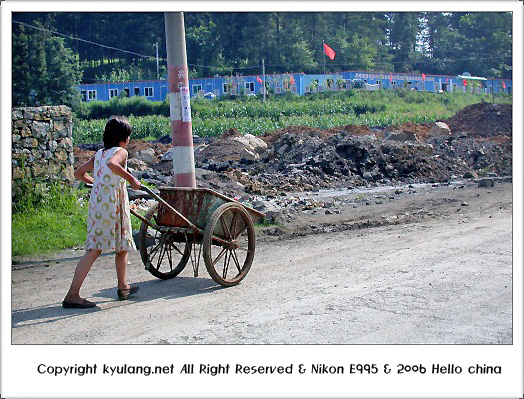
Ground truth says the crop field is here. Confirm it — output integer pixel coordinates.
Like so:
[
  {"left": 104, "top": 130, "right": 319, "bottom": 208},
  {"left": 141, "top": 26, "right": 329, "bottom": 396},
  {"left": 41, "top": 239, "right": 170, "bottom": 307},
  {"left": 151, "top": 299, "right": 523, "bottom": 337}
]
[{"left": 72, "top": 90, "right": 512, "bottom": 144}]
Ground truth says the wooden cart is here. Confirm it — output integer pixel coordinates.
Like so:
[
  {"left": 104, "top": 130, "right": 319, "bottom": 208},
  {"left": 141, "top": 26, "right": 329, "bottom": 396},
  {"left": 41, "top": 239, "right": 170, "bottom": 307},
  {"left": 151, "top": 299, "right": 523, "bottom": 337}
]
[{"left": 131, "top": 186, "right": 265, "bottom": 287}]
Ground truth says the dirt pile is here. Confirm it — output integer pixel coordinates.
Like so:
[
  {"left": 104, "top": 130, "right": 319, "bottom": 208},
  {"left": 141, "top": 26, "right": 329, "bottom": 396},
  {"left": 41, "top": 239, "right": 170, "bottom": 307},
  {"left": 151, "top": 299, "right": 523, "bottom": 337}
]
[
  {"left": 443, "top": 103, "right": 512, "bottom": 138},
  {"left": 72, "top": 102, "right": 512, "bottom": 197}
]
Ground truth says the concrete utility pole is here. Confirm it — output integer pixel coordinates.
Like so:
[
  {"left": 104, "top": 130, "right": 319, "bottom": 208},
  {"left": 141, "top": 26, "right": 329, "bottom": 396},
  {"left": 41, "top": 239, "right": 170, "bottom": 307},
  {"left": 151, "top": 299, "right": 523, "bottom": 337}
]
[
  {"left": 164, "top": 12, "right": 196, "bottom": 188},
  {"left": 262, "top": 58, "right": 266, "bottom": 102},
  {"left": 153, "top": 41, "right": 159, "bottom": 80}
]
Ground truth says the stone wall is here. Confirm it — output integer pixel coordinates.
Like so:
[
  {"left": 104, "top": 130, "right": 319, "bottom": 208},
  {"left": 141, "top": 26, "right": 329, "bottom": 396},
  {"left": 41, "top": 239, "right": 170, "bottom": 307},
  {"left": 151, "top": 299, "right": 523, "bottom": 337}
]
[{"left": 12, "top": 106, "right": 74, "bottom": 195}]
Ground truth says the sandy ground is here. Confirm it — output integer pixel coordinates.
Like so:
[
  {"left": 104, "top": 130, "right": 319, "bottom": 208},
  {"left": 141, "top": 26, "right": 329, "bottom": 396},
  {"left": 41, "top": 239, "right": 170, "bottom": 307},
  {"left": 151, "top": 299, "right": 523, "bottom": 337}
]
[{"left": 11, "top": 181, "right": 512, "bottom": 344}]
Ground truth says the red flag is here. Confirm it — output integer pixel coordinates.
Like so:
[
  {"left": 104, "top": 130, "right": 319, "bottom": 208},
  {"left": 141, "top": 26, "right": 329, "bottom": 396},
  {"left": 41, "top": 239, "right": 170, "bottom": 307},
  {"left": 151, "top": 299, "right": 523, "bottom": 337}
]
[
  {"left": 323, "top": 43, "right": 336, "bottom": 60},
  {"left": 389, "top": 74, "right": 393, "bottom": 82},
  {"left": 502, "top": 81, "right": 506, "bottom": 89},
  {"left": 290, "top": 75, "right": 295, "bottom": 85},
  {"left": 256, "top": 76, "right": 263, "bottom": 84},
  {"left": 463, "top": 79, "right": 467, "bottom": 87},
  {"left": 421, "top": 73, "right": 426, "bottom": 80}
]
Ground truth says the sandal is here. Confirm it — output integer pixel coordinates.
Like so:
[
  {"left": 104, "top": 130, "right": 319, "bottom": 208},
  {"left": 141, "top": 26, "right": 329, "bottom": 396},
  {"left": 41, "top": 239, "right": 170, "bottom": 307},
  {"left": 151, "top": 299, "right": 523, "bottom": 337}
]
[
  {"left": 62, "top": 299, "right": 96, "bottom": 309},
  {"left": 117, "top": 285, "right": 139, "bottom": 301}
]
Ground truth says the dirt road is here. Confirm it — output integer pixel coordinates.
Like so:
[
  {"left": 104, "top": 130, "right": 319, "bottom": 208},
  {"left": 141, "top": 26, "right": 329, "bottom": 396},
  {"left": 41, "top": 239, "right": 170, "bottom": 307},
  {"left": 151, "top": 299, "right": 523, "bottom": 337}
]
[{"left": 11, "top": 181, "right": 512, "bottom": 344}]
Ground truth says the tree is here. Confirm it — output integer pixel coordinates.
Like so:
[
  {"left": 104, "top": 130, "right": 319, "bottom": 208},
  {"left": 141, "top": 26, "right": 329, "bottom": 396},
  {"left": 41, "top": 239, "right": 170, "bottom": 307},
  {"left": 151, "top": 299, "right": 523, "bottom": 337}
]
[
  {"left": 12, "top": 21, "right": 82, "bottom": 107},
  {"left": 388, "top": 12, "right": 421, "bottom": 72},
  {"left": 12, "top": 26, "right": 32, "bottom": 105}
]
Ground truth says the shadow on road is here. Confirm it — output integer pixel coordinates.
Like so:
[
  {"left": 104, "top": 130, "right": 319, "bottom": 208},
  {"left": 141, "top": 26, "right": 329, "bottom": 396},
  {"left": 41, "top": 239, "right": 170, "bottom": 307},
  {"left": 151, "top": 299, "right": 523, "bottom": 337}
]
[{"left": 12, "top": 276, "right": 223, "bottom": 331}]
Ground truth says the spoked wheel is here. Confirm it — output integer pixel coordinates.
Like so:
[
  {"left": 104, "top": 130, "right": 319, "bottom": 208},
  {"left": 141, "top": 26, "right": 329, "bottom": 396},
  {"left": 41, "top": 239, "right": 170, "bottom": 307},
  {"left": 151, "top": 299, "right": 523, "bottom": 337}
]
[
  {"left": 138, "top": 204, "right": 191, "bottom": 280},
  {"left": 203, "top": 202, "right": 255, "bottom": 287}
]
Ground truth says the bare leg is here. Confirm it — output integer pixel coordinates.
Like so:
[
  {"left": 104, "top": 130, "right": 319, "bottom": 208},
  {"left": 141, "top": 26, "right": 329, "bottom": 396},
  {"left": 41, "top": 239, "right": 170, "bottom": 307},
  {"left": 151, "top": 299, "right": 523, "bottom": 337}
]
[
  {"left": 64, "top": 249, "right": 102, "bottom": 304},
  {"left": 115, "top": 251, "right": 130, "bottom": 290}
]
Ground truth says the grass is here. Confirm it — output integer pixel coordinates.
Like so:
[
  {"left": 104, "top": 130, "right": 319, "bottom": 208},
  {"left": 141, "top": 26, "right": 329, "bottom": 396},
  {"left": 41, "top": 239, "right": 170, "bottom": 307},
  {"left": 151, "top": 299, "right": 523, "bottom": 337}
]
[{"left": 12, "top": 183, "right": 89, "bottom": 257}]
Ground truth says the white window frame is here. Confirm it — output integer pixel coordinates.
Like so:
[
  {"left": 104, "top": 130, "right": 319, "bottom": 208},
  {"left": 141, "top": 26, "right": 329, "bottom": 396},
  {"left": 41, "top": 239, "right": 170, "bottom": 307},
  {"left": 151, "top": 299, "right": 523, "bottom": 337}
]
[
  {"left": 192, "top": 84, "right": 202, "bottom": 95},
  {"left": 144, "top": 87, "right": 154, "bottom": 97},
  {"left": 109, "top": 88, "right": 118, "bottom": 98},
  {"left": 245, "top": 82, "right": 254, "bottom": 93},
  {"left": 88, "top": 90, "right": 97, "bottom": 100}
]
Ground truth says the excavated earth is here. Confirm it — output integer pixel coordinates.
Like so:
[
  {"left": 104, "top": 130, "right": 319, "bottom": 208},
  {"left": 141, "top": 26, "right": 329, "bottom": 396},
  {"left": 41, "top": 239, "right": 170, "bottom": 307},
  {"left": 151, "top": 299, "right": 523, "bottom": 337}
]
[{"left": 74, "top": 103, "right": 512, "bottom": 200}]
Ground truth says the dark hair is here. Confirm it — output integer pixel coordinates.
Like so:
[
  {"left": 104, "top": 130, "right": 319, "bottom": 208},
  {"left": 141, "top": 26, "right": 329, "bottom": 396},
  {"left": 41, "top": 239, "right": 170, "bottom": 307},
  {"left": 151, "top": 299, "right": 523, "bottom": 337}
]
[{"left": 103, "top": 116, "right": 132, "bottom": 149}]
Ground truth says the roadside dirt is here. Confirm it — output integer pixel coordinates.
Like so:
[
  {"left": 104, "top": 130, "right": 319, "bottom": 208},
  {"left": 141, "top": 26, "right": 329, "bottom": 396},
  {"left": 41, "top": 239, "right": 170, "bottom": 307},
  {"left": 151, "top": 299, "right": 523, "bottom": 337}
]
[{"left": 11, "top": 180, "right": 512, "bottom": 344}]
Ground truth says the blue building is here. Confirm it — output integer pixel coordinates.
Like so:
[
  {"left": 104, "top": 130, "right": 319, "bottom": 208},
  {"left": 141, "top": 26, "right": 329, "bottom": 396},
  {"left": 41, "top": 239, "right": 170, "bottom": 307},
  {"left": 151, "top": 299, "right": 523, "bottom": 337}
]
[{"left": 76, "top": 71, "right": 512, "bottom": 102}]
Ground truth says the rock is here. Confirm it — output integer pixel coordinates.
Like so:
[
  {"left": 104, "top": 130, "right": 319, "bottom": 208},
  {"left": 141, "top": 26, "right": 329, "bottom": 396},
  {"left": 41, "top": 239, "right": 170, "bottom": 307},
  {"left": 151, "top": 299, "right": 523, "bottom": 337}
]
[
  {"left": 239, "top": 148, "right": 259, "bottom": 161},
  {"left": 232, "top": 133, "right": 267, "bottom": 153},
  {"left": 55, "top": 151, "right": 68, "bottom": 161},
  {"left": 362, "top": 171, "right": 374, "bottom": 181},
  {"left": 251, "top": 200, "right": 282, "bottom": 223},
  {"left": 132, "top": 148, "right": 156, "bottom": 164},
  {"left": 463, "top": 171, "right": 478, "bottom": 179},
  {"left": 128, "top": 158, "right": 149, "bottom": 171},
  {"left": 128, "top": 188, "right": 151, "bottom": 200},
  {"left": 478, "top": 178, "right": 495, "bottom": 188},
  {"left": 430, "top": 121, "right": 451, "bottom": 136},
  {"left": 161, "top": 148, "right": 175, "bottom": 161},
  {"left": 461, "top": 202, "right": 468, "bottom": 206},
  {"left": 384, "top": 131, "right": 418, "bottom": 142}
]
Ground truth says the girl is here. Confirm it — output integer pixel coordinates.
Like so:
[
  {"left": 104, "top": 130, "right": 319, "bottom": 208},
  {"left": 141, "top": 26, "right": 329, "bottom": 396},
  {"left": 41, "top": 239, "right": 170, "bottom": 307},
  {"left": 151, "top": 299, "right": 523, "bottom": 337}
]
[{"left": 63, "top": 116, "right": 141, "bottom": 308}]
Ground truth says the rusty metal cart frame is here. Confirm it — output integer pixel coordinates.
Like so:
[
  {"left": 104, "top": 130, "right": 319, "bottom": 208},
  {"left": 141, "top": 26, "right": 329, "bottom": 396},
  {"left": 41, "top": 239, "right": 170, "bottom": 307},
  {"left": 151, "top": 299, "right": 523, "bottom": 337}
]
[{"left": 130, "top": 186, "right": 265, "bottom": 287}]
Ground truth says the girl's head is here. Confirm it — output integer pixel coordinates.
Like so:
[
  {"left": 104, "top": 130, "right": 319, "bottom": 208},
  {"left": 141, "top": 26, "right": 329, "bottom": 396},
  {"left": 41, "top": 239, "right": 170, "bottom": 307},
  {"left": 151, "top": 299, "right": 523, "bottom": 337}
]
[{"left": 103, "top": 116, "right": 132, "bottom": 149}]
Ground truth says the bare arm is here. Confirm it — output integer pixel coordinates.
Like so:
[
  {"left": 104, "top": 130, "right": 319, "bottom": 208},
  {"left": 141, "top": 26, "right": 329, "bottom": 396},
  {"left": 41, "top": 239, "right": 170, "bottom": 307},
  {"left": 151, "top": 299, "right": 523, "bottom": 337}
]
[
  {"left": 106, "top": 148, "right": 141, "bottom": 190},
  {"left": 74, "top": 155, "right": 95, "bottom": 184}
]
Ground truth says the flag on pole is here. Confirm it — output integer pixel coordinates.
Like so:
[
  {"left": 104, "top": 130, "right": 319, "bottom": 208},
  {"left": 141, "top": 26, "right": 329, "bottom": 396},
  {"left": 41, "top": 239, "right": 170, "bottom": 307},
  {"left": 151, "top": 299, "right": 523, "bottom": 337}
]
[
  {"left": 389, "top": 74, "right": 393, "bottom": 82},
  {"left": 256, "top": 76, "right": 263, "bottom": 84},
  {"left": 463, "top": 79, "right": 467, "bottom": 87},
  {"left": 421, "top": 73, "right": 426, "bottom": 80},
  {"left": 502, "top": 81, "right": 506, "bottom": 89},
  {"left": 323, "top": 43, "right": 336, "bottom": 60}
]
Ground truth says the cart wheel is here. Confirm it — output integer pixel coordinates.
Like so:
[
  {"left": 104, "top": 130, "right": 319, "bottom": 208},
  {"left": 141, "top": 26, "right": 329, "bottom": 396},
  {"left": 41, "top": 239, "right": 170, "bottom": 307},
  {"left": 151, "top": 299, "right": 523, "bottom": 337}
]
[
  {"left": 138, "top": 204, "right": 191, "bottom": 280},
  {"left": 203, "top": 202, "right": 255, "bottom": 287}
]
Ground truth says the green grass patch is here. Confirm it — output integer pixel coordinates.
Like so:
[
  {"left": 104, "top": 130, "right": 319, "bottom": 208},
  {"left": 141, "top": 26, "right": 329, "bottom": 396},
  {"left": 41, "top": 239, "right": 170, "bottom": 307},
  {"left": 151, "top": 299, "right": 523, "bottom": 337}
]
[{"left": 12, "top": 183, "right": 89, "bottom": 257}]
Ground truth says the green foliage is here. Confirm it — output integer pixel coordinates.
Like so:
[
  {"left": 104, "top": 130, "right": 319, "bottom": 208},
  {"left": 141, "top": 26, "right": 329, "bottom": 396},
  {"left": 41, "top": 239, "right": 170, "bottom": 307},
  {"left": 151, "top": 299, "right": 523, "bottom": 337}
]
[
  {"left": 13, "top": 12, "right": 512, "bottom": 83},
  {"left": 72, "top": 90, "right": 511, "bottom": 144},
  {"left": 12, "top": 22, "right": 83, "bottom": 107},
  {"left": 73, "top": 114, "right": 170, "bottom": 144},
  {"left": 12, "top": 183, "right": 89, "bottom": 256},
  {"left": 72, "top": 95, "right": 170, "bottom": 119}
]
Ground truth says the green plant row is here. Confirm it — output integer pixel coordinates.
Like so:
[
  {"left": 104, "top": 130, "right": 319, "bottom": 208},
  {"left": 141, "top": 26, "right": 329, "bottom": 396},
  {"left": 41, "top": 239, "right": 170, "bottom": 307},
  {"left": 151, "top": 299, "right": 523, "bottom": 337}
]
[
  {"left": 72, "top": 90, "right": 512, "bottom": 144},
  {"left": 73, "top": 111, "right": 450, "bottom": 143}
]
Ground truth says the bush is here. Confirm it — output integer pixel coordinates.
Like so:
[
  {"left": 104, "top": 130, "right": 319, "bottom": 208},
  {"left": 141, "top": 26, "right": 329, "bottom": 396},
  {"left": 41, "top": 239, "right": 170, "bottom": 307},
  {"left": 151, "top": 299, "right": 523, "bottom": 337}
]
[{"left": 72, "top": 96, "right": 170, "bottom": 120}]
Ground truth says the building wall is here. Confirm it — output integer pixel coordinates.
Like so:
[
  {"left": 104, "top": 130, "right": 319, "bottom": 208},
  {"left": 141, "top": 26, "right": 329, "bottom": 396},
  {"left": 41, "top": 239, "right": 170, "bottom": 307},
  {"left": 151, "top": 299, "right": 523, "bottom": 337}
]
[
  {"left": 76, "top": 72, "right": 513, "bottom": 101},
  {"left": 12, "top": 106, "right": 75, "bottom": 197}
]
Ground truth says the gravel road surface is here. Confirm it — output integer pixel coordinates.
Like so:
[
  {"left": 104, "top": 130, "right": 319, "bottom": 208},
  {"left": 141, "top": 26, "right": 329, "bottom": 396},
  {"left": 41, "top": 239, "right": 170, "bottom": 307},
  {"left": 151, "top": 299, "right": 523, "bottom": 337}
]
[{"left": 11, "top": 181, "right": 512, "bottom": 344}]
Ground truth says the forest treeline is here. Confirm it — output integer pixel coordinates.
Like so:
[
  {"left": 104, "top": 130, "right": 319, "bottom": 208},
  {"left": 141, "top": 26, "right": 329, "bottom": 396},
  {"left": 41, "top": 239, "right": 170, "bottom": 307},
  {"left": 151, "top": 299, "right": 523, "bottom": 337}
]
[{"left": 12, "top": 12, "right": 512, "bottom": 107}]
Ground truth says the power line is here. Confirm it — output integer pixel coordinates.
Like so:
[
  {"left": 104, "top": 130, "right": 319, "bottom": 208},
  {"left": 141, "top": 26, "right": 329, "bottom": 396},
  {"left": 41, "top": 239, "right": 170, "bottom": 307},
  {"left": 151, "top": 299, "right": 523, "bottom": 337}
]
[{"left": 12, "top": 20, "right": 157, "bottom": 60}]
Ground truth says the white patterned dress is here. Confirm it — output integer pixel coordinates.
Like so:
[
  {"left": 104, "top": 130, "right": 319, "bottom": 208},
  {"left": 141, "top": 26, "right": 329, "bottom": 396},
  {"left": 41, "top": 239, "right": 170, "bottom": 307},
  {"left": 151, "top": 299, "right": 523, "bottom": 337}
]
[{"left": 85, "top": 147, "right": 136, "bottom": 252}]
